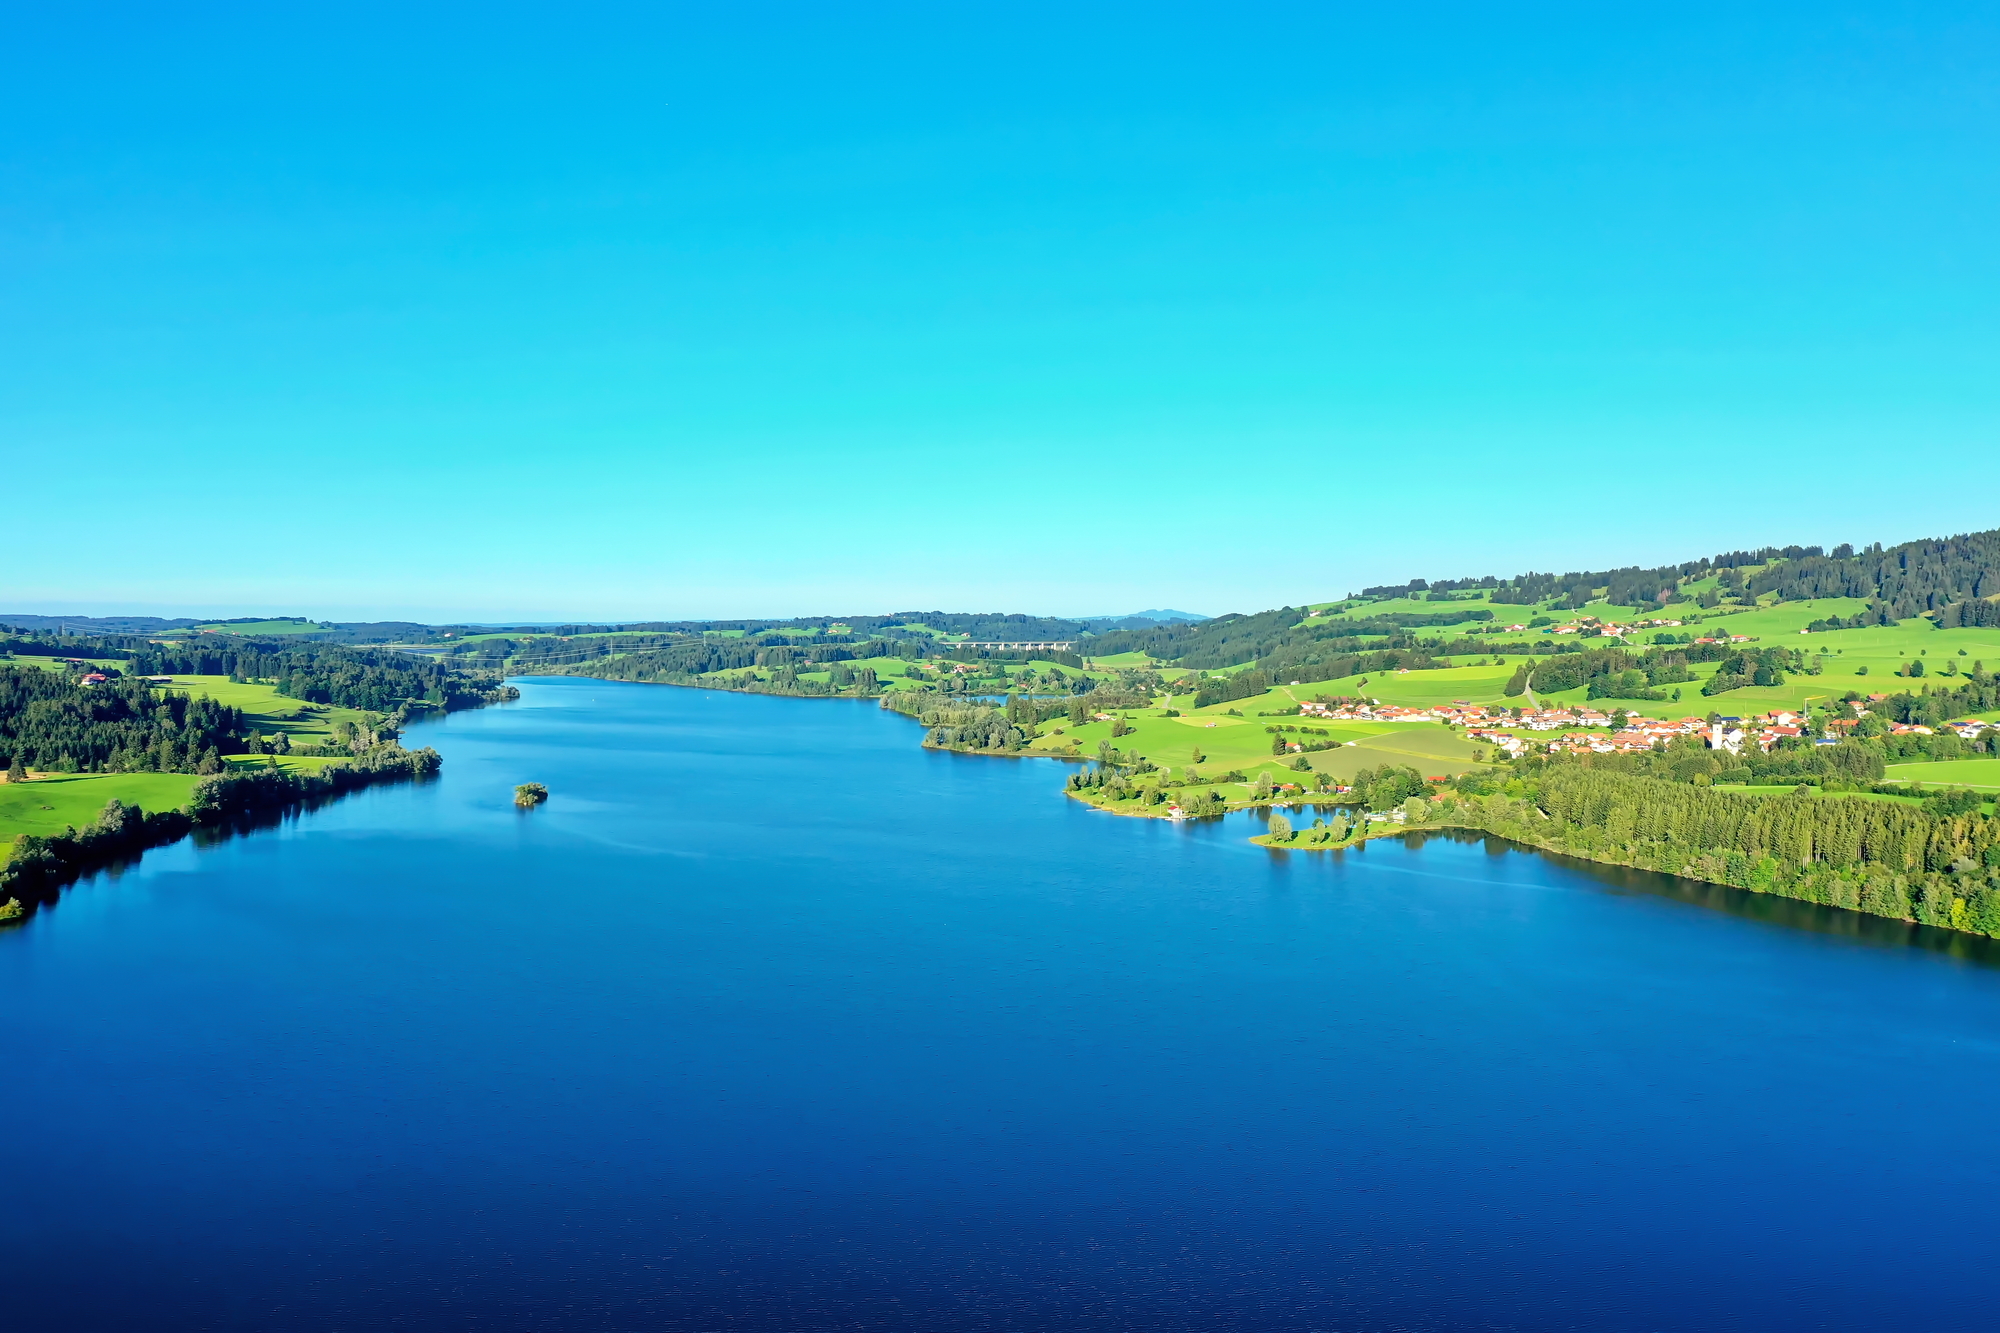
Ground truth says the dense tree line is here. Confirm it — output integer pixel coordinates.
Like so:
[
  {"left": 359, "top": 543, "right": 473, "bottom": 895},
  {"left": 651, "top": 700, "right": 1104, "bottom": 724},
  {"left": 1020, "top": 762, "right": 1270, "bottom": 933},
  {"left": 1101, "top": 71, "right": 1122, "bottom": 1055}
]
[
  {"left": 1842, "top": 671, "right": 2000, "bottom": 731},
  {"left": 1699, "top": 646, "right": 1808, "bottom": 694},
  {"left": 909, "top": 701, "right": 1033, "bottom": 752},
  {"left": 1506, "top": 647, "right": 1697, "bottom": 699},
  {"left": 0, "top": 667, "right": 248, "bottom": 773},
  {"left": 0, "top": 746, "right": 441, "bottom": 914},
  {"left": 1087, "top": 606, "right": 1486, "bottom": 679},
  {"left": 522, "top": 638, "right": 760, "bottom": 679},
  {"left": 126, "top": 640, "right": 506, "bottom": 712},
  {"left": 1321, "top": 528, "right": 2000, "bottom": 624},
  {"left": 1499, "top": 643, "right": 1826, "bottom": 700},
  {"left": 1440, "top": 763, "right": 2000, "bottom": 935},
  {"left": 1935, "top": 597, "right": 2000, "bottom": 629},
  {"left": 1745, "top": 531, "right": 2000, "bottom": 619},
  {"left": 1, "top": 632, "right": 144, "bottom": 658}
]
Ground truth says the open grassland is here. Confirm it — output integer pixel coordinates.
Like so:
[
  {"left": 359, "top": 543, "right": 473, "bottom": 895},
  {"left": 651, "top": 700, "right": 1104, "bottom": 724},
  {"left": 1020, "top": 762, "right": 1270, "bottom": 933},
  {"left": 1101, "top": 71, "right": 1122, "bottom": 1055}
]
[
  {"left": 163, "top": 677, "right": 377, "bottom": 774},
  {"left": 1032, "top": 703, "right": 1493, "bottom": 787},
  {"left": 6, "top": 653, "right": 127, "bottom": 673},
  {"left": 1884, "top": 759, "right": 2000, "bottom": 790},
  {"left": 0, "top": 772, "right": 203, "bottom": 853},
  {"left": 1298, "top": 585, "right": 2000, "bottom": 695},
  {"left": 159, "top": 675, "right": 375, "bottom": 744},
  {"left": 1226, "top": 664, "right": 1519, "bottom": 710},
  {"left": 1279, "top": 600, "right": 2000, "bottom": 722}
]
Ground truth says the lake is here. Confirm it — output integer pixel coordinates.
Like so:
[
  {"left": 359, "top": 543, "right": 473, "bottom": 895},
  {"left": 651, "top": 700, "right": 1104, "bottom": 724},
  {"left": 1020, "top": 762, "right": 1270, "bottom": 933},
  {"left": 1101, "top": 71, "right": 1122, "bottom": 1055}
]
[{"left": 5, "top": 676, "right": 2000, "bottom": 1330}]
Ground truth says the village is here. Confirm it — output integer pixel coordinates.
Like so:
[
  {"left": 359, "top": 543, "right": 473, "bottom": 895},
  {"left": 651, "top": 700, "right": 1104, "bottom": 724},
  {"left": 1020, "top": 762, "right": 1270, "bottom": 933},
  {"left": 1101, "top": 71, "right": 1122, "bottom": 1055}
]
[{"left": 1294, "top": 693, "right": 1975, "bottom": 759}]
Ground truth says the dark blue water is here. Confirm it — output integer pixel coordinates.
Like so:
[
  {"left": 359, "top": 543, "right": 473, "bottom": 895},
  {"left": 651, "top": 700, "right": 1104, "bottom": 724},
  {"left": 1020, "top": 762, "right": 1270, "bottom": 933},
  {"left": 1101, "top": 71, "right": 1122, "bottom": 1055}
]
[{"left": 6, "top": 678, "right": 2000, "bottom": 1331}]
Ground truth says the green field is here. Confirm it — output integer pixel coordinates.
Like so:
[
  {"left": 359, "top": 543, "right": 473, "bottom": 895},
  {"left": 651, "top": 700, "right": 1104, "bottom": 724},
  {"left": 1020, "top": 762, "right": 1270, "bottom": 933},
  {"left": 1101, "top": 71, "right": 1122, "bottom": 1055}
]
[
  {"left": 0, "top": 772, "right": 203, "bottom": 849},
  {"left": 1883, "top": 759, "right": 2000, "bottom": 790},
  {"left": 1280, "top": 584, "right": 2000, "bottom": 719},
  {"left": 5, "top": 653, "right": 128, "bottom": 673},
  {"left": 1033, "top": 702, "right": 1491, "bottom": 785},
  {"left": 158, "top": 675, "right": 374, "bottom": 751}
]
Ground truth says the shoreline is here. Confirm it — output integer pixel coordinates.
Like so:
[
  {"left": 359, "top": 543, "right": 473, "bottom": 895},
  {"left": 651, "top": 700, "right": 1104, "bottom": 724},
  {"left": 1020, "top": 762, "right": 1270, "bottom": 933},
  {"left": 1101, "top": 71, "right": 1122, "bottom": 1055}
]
[
  {"left": 519, "top": 673, "right": 2000, "bottom": 942},
  {"left": 0, "top": 752, "right": 443, "bottom": 920}
]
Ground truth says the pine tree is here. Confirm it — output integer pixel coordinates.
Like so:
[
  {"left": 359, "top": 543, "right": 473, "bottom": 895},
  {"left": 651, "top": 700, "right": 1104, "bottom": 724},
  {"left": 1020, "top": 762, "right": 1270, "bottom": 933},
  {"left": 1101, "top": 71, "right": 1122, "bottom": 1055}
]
[{"left": 6, "top": 753, "right": 25, "bottom": 784}]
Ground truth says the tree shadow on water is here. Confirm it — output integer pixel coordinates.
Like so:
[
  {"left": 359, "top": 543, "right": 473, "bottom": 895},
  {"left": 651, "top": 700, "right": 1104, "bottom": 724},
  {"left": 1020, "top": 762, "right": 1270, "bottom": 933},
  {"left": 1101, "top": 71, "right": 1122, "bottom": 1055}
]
[{"left": 1399, "top": 826, "right": 2000, "bottom": 967}]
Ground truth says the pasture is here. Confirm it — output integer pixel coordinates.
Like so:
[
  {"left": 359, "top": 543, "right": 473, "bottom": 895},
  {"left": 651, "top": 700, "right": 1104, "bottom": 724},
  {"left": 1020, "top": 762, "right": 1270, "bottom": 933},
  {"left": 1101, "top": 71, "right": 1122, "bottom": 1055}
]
[
  {"left": 158, "top": 675, "right": 379, "bottom": 747},
  {"left": 0, "top": 772, "right": 203, "bottom": 850},
  {"left": 1884, "top": 759, "right": 2000, "bottom": 791},
  {"left": 1033, "top": 702, "right": 1491, "bottom": 788}
]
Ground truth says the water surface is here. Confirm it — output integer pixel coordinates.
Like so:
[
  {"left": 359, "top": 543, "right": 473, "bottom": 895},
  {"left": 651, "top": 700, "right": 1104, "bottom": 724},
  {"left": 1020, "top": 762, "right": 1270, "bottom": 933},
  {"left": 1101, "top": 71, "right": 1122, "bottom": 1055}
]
[{"left": 5, "top": 678, "right": 2000, "bottom": 1330}]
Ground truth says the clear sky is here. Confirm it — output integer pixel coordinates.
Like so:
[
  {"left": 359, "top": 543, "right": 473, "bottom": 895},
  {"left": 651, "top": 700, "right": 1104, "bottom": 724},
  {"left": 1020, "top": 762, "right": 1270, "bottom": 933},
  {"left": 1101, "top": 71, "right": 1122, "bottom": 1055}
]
[{"left": 5, "top": 3, "right": 1997, "bottom": 622}]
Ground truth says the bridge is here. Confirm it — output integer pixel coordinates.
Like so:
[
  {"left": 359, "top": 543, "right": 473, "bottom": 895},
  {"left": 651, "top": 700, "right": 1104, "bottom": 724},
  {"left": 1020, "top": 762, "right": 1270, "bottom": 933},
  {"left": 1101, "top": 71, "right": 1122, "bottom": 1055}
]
[{"left": 946, "top": 640, "right": 1076, "bottom": 652}]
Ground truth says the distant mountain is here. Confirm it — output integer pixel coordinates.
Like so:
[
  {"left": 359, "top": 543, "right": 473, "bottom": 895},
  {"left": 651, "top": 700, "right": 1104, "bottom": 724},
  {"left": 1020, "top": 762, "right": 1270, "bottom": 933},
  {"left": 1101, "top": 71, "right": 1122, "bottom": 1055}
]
[
  {"left": 0, "top": 613, "right": 209, "bottom": 633},
  {"left": 0, "top": 613, "right": 449, "bottom": 644},
  {"left": 1074, "top": 610, "right": 1209, "bottom": 632}
]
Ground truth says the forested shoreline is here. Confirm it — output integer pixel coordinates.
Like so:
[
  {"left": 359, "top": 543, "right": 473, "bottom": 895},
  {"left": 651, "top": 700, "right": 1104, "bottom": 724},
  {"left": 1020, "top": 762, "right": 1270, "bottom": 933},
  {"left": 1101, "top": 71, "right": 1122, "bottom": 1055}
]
[
  {"left": 0, "top": 749, "right": 441, "bottom": 917},
  {"left": 1244, "top": 764, "right": 2000, "bottom": 937},
  {"left": 1220, "top": 734, "right": 2000, "bottom": 936},
  {"left": 0, "top": 633, "right": 513, "bottom": 918},
  {"left": 544, "top": 639, "right": 2000, "bottom": 939}
]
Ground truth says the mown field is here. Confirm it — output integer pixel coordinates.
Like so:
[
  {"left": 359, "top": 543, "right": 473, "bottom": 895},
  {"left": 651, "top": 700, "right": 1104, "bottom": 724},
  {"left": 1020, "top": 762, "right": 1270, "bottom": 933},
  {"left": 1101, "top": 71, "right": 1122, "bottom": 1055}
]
[
  {"left": 1884, "top": 758, "right": 2000, "bottom": 790},
  {"left": 157, "top": 675, "right": 373, "bottom": 769},
  {"left": 0, "top": 772, "right": 204, "bottom": 843},
  {"left": 1031, "top": 681, "right": 1494, "bottom": 800}
]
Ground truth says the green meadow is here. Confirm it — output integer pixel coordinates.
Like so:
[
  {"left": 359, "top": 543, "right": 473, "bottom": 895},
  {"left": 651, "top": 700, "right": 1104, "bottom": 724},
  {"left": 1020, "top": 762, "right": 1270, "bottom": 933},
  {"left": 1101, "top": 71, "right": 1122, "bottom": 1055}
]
[
  {"left": 1883, "top": 759, "right": 2000, "bottom": 790},
  {"left": 4, "top": 653, "right": 128, "bottom": 674},
  {"left": 1034, "top": 703, "right": 1491, "bottom": 789},
  {"left": 158, "top": 675, "right": 373, "bottom": 759},
  {"left": 0, "top": 772, "right": 204, "bottom": 848},
  {"left": 1179, "top": 582, "right": 2000, "bottom": 728}
]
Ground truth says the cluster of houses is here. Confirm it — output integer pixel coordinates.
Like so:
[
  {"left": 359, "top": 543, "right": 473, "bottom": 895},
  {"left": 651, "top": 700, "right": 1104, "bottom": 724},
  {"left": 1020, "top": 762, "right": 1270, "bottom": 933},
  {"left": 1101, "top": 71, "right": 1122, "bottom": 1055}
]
[
  {"left": 1537, "top": 616, "right": 1688, "bottom": 637},
  {"left": 1297, "top": 699, "right": 1444, "bottom": 723},
  {"left": 1487, "top": 615, "right": 1752, "bottom": 645},
  {"left": 1468, "top": 711, "right": 1804, "bottom": 756}
]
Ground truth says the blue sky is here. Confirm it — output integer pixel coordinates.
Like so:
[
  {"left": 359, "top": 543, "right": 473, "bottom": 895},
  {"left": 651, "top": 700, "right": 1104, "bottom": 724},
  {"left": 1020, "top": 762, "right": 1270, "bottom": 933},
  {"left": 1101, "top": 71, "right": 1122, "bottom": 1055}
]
[{"left": 5, "top": 2, "right": 1997, "bottom": 622}]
